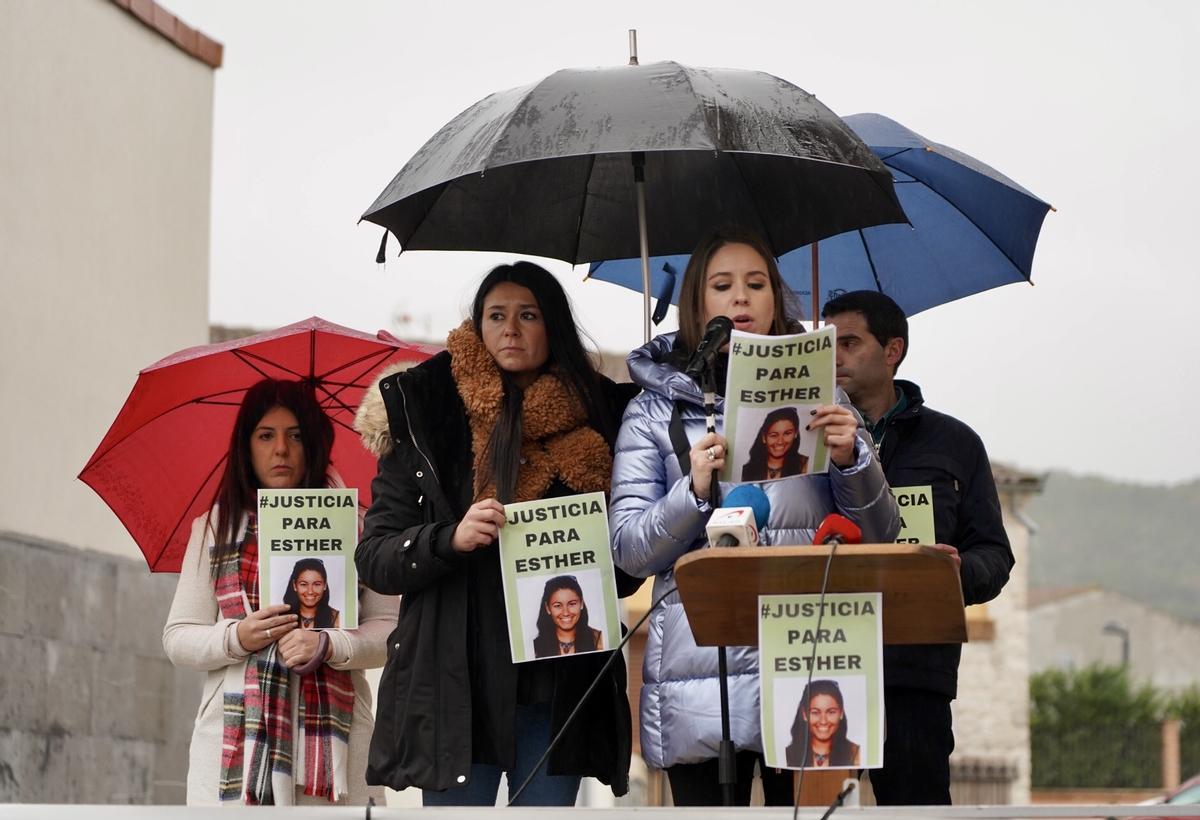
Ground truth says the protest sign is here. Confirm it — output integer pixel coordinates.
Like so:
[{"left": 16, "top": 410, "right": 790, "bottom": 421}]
[
  {"left": 497, "top": 491, "right": 620, "bottom": 663},
  {"left": 759, "top": 592, "right": 884, "bottom": 770},
  {"left": 722, "top": 326, "right": 837, "bottom": 482},
  {"left": 257, "top": 488, "right": 358, "bottom": 629},
  {"left": 890, "top": 485, "right": 935, "bottom": 544}
]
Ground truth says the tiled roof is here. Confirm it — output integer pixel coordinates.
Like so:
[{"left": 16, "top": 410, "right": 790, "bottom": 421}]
[
  {"left": 1027, "top": 585, "right": 1099, "bottom": 608},
  {"left": 992, "top": 462, "right": 1047, "bottom": 493},
  {"left": 111, "top": 0, "right": 223, "bottom": 68}
]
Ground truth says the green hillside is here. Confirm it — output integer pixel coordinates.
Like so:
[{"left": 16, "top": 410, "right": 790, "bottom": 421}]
[{"left": 1026, "top": 471, "right": 1200, "bottom": 622}]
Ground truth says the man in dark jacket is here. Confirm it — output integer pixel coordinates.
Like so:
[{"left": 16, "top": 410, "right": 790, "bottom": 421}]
[{"left": 822, "top": 291, "right": 1014, "bottom": 805}]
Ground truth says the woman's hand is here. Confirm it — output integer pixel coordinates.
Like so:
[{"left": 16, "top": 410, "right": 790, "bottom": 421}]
[
  {"left": 276, "top": 626, "right": 332, "bottom": 668},
  {"left": 236, "top": 603, "right": 298, "bottom": 653},
  {"left": 451, "top": 498, "right": 506, "bottom": 553},
  {"left": 807, "top": 405, "right": 859, "bottom": 468},
  {"left": 689, "top": 432, "right": 727, "bottom": 501}
]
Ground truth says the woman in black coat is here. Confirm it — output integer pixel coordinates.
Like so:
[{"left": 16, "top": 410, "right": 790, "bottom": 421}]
[{"left": 354, "top": 262, "right": 640, "bottom": 806}]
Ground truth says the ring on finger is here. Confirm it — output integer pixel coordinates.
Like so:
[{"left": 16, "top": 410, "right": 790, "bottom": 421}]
[{"left": 266, "top": 627, "right": 273, "bottom": 639}]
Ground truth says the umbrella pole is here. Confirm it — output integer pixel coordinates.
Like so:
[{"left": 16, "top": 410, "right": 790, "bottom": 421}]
[
  {"left": 633, "top": 152, "right": 652, "bottom": 343},
  {"left": 811, "top": 241, "right": 820, "bottom": 329}
]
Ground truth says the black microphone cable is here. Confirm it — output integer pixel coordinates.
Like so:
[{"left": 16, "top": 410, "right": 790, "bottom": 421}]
[
  {"left": 506, "top": 583, "right": 679, "bottom": 807},
  {"left": 792, "top": 535, "right": 843, "bottom": 820}
]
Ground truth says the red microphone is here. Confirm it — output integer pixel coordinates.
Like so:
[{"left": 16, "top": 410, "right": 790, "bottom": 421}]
[{"left": 813, "top": 514, "right": 862, "bottom": 546}]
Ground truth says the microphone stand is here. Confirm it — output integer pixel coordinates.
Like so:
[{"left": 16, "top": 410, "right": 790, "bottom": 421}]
[{"left": 700, "top": 365, "right": 736, "bottom": 807}]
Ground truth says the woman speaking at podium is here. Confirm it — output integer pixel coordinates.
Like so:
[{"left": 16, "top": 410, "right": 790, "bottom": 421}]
[{"left": 609, "top": 226, "right": 898, "bottom": 806}]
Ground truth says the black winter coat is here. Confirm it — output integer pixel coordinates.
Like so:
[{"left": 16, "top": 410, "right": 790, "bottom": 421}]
[
  {"left": 355, "top": 351, "right": 639, "bottom": 794},
  {"left": 879, "top": 380, "right": 1014, "bottom": 698}
]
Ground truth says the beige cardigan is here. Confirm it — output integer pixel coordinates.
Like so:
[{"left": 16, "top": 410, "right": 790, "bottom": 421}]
[{"left": 162, "top": 511, "right": 398, "bottom": 806}]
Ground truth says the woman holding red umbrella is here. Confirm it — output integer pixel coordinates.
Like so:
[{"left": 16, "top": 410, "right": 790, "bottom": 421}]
[{"left": 162, "top": 378, "right": 397, "bottom": 806}]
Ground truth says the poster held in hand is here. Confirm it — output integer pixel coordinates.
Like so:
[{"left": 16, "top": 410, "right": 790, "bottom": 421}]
[
  {"left": 257, "top": 488, "right": 359, "bottom": 629},
  {"left": 498, "top": 491, "right": 620, "bottom": 663},
  {"left": 759, "top": 592, "right": 884, "bottom": 770},
  {"left": 890, "top": 485, "right": 935, "bottom": 544},
  {"left": 722, "top": 325, "right": 837, "bottom": 482}
]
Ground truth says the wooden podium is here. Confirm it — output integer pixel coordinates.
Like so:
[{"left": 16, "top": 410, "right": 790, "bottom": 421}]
[{"left": 673, "top": 544, "right": 966, "bottom": 805}]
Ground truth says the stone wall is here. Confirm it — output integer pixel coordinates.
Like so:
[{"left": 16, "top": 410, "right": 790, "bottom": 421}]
[
  {"left": 949, "top": 483, "right": 1037, "bottom": 803},
  {"left": 0, "top": 532, "right": 201, "bottom": 803}
]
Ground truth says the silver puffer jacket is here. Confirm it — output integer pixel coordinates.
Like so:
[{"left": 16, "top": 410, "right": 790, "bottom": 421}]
[{"left": 609, "top": 333, "right": 899, "bottom": 769}]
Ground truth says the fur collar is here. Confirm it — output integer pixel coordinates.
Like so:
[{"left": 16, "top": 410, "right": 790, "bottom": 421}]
[
  {"left": 354, "top": 360, "right": 420, "bottom": 458},
  {"left": 446, "top": 320, "right": 611, "bottom": 503}
]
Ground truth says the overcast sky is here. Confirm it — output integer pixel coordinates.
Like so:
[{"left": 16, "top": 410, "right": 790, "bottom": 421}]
[{"left": 166, "top": 0, "right": 1200, "bottom": 485}]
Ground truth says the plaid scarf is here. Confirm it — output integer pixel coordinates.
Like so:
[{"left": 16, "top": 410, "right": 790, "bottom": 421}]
[{"left": 214, "top": 518, "right": 354, "bottom": 803}]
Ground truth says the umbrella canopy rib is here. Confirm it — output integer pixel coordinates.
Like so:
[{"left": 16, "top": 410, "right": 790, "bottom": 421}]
[
  {"left": 854, "top": 229, "right": 885, "bottom": 293},
  {"left": 569, "top": 153, "right": 599, "bottom": 266},
  {"left": 151, "top": 454, "right": 226, "bottom": 571},
  {"left": 728, "top": 153, "right": 776, "bottom": 252},
  {"left": 309, "top": 329, "right": 316, "bottom": 382},
  {"left": 229, "top": 349, "right": 278, "bottom": 381},
  {"left": 891, "top": 177, "right": 1033, "bottom": 282},
  {"left": 83, "top": 387, "right": 247, "bottom": 465}
]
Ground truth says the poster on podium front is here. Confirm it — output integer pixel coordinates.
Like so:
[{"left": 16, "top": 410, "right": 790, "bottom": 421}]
[{"left": 759, "top": 592, "right": 884, "bottom": 770}]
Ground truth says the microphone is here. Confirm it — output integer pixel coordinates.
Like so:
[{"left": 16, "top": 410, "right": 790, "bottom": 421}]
[
  {"left": 813, "top": 513, "right": 862, "bottom": 546},
  {"left": 706, "top": 485, "right": 771, "bottom": 547},
  {"left": 684, "top": 315, "right": 734, "bottom": 381}
]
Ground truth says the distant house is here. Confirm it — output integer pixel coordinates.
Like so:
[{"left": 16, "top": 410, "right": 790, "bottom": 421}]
[
  {"left": 1029, "top": 586, "right": 1200, "bottom": 692},
  {"left": 946, "top": 464, "right": 1044, "bottom": 805}
]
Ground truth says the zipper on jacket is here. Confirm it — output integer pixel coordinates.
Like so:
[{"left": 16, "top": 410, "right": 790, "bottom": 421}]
[
  {"left": 397, "top": 376, "right": 451, "bottom": 784},
  {"left": 398, "top": 380, "right": 440, "bottom": 484}
]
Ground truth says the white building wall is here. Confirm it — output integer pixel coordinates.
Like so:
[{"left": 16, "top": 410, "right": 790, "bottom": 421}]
[
  {"left": 952, "top": 488, "right": 1034, "bottom": 803},
  {"left": 0, "top": 0, "right": 213, "bottom": 560}
]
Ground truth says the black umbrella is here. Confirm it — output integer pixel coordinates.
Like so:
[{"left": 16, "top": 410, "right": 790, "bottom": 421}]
[{"left": 362, "top": 60, "right": 906, "bottom": 338}]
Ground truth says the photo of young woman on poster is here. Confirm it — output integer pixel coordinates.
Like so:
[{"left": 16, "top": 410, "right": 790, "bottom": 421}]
[
  {"left": 531, "top": 574, "right": 605, "bottom": 658},
  {"left": 784, "top": 679, "right": 861, "bottom": 768},
  {"left": 281, "top": 557, "right": 341, "bottom": 629},
  {"left": 740, "top": 407, "right": 808, "bottom": 481}
]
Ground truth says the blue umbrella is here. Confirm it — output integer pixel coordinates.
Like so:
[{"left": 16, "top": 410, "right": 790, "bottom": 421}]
[{"left": 586, "top": 113, "right": 1053, "bottom": 319}]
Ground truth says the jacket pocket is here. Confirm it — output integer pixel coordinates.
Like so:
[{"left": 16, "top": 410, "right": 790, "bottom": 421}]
[{"left": 195, "top": 671, "right": 224, "bottom": 723}]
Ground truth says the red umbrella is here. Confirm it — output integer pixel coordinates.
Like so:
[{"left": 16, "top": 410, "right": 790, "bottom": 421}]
[{"left": 80, "top": 317, "right": 439, "bottom": 572}]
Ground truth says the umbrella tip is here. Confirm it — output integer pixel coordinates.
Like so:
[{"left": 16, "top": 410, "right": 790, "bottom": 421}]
[
  {"left": 376, "top": 229, "right": 389, "bottom": 264},
  {"left": 628, "top": 29, "right": 638, "bottom": 66}
]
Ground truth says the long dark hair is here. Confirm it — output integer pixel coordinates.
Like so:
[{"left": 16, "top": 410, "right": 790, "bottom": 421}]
[
  {"left": 786, "top": 679, "right": 856, "bottom": 767},
  {"left": 532, "top": 575, "right": 597, "bottom": 657},
  {"left": 208, "top": 378, "right": 333, "bottom": 574},
  {"left": 677, "top": 225, "right": 792, "bottom": 353},
  {"left": 470, "top": 261, "right": 608, "bottom": 503},
  {"left": 281, "top": 557, "right": 337, "bottom": 628},
  {"left": 741, "top": 407, "right": 804, "bottom": 481}
]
